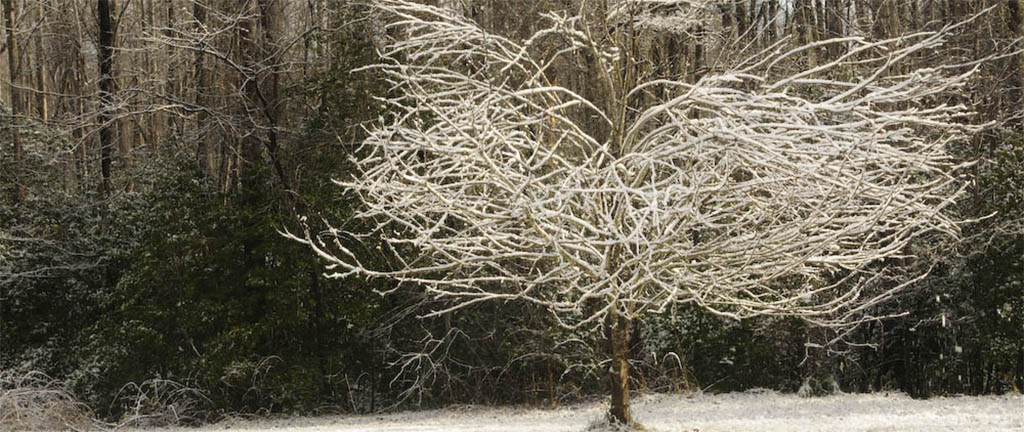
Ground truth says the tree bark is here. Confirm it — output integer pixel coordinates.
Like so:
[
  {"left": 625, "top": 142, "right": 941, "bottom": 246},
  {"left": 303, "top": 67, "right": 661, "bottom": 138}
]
[
  {"left": 795, "top": 0, "right": 817, "bottom": 67},
  {"left": 235, "top": 0, "right": 290, "bottom": 194},
  {"left": 191, "top": 0, "right": 213, "bottom": 176},
  {"left": 98, "top": 0, "right": 117, "bottom": 197},
  {"left": 825, "top": 0, "right": 845, "bottom": 57},
  {"left": 606, "top": 305, "right": 632, "bottom": 425},
  {"left": 237, "top": 0, "right": 262, "bottom": 193},
  {"left": 34, "top": 2, "right": 47, "bottom": 122},
  {"left": 164, "top": 0, "right": 177, "bottom": 145},
  {"left": 4, "top": 0, "right": 23, "bottom": 203},
  {"left": 74, "top": 2, "right": 90, "bottom": 184},
  {"left": 257, "top": 0, "right": 289, "bottom": 192},
  {"left": 1008, "top": 0, "right": 1024, "bottom": 134},
  {"left": 735, "top": 0, "right": 748, "bottom": 38},
  {"left": 691, "top": 24, "right": 705, "bottom": 83},
  {"left": 142, "top": 0, "right": 159, "bottom": 151},
  {"left": 766, "top": 0, "right": 778, "bottom": 42}
]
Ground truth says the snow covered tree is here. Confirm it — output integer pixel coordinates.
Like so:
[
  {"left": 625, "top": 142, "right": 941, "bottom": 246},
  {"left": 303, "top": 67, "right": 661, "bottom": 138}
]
[{"left": 292, "top": 0, "right": 983, "bottom": 424}]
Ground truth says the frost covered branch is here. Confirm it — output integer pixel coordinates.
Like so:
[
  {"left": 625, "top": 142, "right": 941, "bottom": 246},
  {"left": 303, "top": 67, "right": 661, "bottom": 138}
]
[
  {"left": 291, "top": 0, "right": 978, "bottom": 330},
  {"left": 285, "top": 0, "right": 987, "bottom": 423}
]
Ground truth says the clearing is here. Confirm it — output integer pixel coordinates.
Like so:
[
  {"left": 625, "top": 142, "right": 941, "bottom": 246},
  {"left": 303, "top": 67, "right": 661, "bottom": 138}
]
[{"left": 140, "top": 391, "right": 1023, "bottom": 432}]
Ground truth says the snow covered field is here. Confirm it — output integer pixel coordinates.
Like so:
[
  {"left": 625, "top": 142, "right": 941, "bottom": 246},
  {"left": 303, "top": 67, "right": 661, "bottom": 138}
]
[{"left": 141, "top": 391, "right": 1023, "bottom": 432}]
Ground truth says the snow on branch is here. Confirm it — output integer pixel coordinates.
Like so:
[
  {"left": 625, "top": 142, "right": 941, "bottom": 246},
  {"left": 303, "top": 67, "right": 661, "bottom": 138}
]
[
  {"left": 290, "top": 0, "right": 982, "bottom": 330},
  {"left": 607, "top": 0, "right": 720, "bottom": 34}
]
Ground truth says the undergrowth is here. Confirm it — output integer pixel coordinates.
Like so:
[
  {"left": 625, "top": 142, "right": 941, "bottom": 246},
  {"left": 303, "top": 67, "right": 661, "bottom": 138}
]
[{"left": 1, "top": 370, "right": 215, "bottom": 431}]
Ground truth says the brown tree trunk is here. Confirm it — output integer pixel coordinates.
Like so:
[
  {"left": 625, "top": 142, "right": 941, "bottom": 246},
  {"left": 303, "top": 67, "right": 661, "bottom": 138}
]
[
  {"left": 75, "top": 11, "right": 89, "bottom": 183},
  {"left": 98, "top": 0, "right": 116, "bottom": 197},
  {"left": 235, "top": 0, "right": 290, "bottom": 194},
  {"left": 825, "top": 0, "right": 845, "bottom": 57},
  {"left": 142, "top": 0, "right": 159, "bottom": 151},
  {"left": 766, "top": 0, "right": 778, "bottom": 42},
  {"left": 191, "top": 0, "right": 213, "bottom": 176},
  {"left": 606, "top": 305, "right": 632, "bottom": 425},
  {"left": 691, "top": 24, "right": 705, "bottom": 83},
  {"left": 795, "top": 0, "right": 817, "bottom": 67},
  {"left": 735, "top": 0, "right": 748, "bottom": 38},
  {"left": 257, "top": 0, "right": 288, "bottom": 191},
  {"left": 237, "top": 0, "right": 262, "bottom": 193},
  {"left": 162, "top": 0, "right": 176, "bottom": 147},
  {"left": 1009, "top": 0, "right": 1024, "bottom": 134},
  {"left": 34, "top": 2, "right": 47, "bottom": 122},
  {"left": 4, "top": 0, "right": 23, "bottom": 203}
]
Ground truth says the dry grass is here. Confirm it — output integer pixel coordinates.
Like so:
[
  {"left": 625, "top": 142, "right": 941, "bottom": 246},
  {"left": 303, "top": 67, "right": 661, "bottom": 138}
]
[
  {"left": 0, "top": 370, "right": 215, "bottom": 431},
  {"left": 113, "top": 378, "right": 212, "bottom": 429},
  {"left": 0, "top": 370, "right": 95, "bottom": 431}
]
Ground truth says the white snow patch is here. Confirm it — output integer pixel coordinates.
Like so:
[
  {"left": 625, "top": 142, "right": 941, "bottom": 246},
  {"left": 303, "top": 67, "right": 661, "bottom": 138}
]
[
  {"left": 132, "top": 392, "right": 1024, "bottom": 432},
  {"left": 633, "top": 391, "right": 1023, "bottom": 431}
]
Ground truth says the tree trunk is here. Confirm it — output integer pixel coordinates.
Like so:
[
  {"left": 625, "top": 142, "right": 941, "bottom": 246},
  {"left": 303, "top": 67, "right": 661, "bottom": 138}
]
[
  {"left": 234, "top": 0, "right": 290, "bottom": 194},
  {"left": 97, "top": 0, "right": 117, "bottom": 197},
  {"left": 191, "top": 0, "right": 213, "bottom": 176},
  {"left": 164, "top": 0, "right": 177, "bottom": 145},
  {"left": 257, "top": 0, "right": 289, "bottom": 192},
  {"left": 34, "top": 2, "right": 47, "bottom": 122},
  {"left": 766, "top": 0, "right": 778, "bottom": 42},
  {"left": 825, "top": 0, "right": 845, "bottom": 57},
  {"left": 237, "top": 0, "right": 262, "bottom": 194},
  {"left": 1008, "top": 0, "right": 1024, "bottom": 134},
  {"left": 70, "top": 1, "right": 89, "bottom": 183},
  {"left": 142, "top": 0, "right": 159, "bottom": 151},
  {"left": 4, "top": 0, "right": 23, "bottom": 203},
  {"left": 882, "top": 0, "right": 901, "bottom": 40},
  {"left": 691, "top": 24, "right": 705, "bottom": 83},
  {"left": 735, "top": 0, "right": 748, "bottom": 38},
  {"left": 795, "top": 0, "right": 817, "bottom": 67},
  {"left": 606, "top": 305, "right": 632, "bottom": 425}
]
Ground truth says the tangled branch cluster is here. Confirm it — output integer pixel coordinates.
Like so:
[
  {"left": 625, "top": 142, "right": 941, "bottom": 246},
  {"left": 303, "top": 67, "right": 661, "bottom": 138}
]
[{"left": 293, "top": 0, "right": 980, "bottom": 331}]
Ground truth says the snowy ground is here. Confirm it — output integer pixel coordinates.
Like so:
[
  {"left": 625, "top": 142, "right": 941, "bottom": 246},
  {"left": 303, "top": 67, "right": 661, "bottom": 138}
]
[{"left": 142, "top": 391, "right": 1023, "bottom": 432}]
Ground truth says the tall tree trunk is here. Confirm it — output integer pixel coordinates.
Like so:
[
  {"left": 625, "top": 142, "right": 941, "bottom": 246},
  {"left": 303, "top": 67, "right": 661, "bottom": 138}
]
[
  {"left": 142, "top": 0, "right": 159, "bottom": 151},
  {"left": 825, "top": 0, "right": 845, "bottom": 57},
  {"left": 1009, "top": 0, "right": 1024, "bottom": 134},
  {"left": 98, "top": 0, "right": 116, "bottom": 197},
  {"left": 162, "top": 0, "right": 176, "bottom": 147},
  {"left": 691, "top": 24, "right": 705, "bottom": 83},
  {"left": 795, "top": 0, "right": 817, "bottom": 67},
  {"left": 882, "top": 0, "right": 901, "bottom": 39},
  {"left": 34, "top": 2, "right": 47, "bottom": 122},
  {"left": 4, "top": 0, "right": 23, "bottom": 203},
  {"left": 76, "top": 37, "right": 89, "bottom": 182},
  {"left": 257, "top": 0, "right": 288, "bottom": 192},
  {"left": 606, "top": 304, "right": 632, "bottom": 425},
  {"left": 69, "top": 2, "right": 89, "bottom": 184},
  {"left": 191, "top": 0, "right": 213, "bottom": 176},
  {"left": 235, "top": 0, "right": 290, "bottom": 194},
  {"left": 735, "top": 0, "right": 748, "bottom": 38},
  {"left": 237, "top": 0, "right": 263, "bottom": 194},
  {"left": 115, "top": 2, "right": 132, "bottom": 192}
]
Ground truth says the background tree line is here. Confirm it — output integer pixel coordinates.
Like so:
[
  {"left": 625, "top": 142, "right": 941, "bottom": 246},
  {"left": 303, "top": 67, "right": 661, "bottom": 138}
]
[{"left": 1, "top": 0, "right": 1022, "bottom": 426}]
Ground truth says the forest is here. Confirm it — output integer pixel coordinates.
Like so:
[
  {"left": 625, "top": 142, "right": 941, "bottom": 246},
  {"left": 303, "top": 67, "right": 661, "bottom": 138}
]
[{"left": 1, "top": 0, "right": 1022, "bottom": 429}]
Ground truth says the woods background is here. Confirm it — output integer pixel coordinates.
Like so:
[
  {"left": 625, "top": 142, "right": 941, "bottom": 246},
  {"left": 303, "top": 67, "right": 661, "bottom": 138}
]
[{"left": 1, "top": 0, "right": 1022, "bottom": 426}]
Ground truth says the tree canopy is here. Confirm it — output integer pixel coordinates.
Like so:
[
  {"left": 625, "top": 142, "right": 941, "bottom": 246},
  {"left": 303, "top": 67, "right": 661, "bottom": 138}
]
[{"left": 293, "top": 0, "right": 991, "bottom": 424}]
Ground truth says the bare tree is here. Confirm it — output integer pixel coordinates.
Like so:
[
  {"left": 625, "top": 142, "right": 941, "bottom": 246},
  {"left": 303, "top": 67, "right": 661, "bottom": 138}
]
[
  {"left": 31, "top": 1, "right": 47, "bottom": 123},
  {"left": 3, "top": 0, "right": 22, "bottom": 203},
  {"left": 1009, "top": 0, "right": 1024, "bottom": 133},
  {"left": 290, "top": 0, "right": 985, "bottom": 425},
  {"left": 97, "top": 0, "right": 117, "bottom": 197}
]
